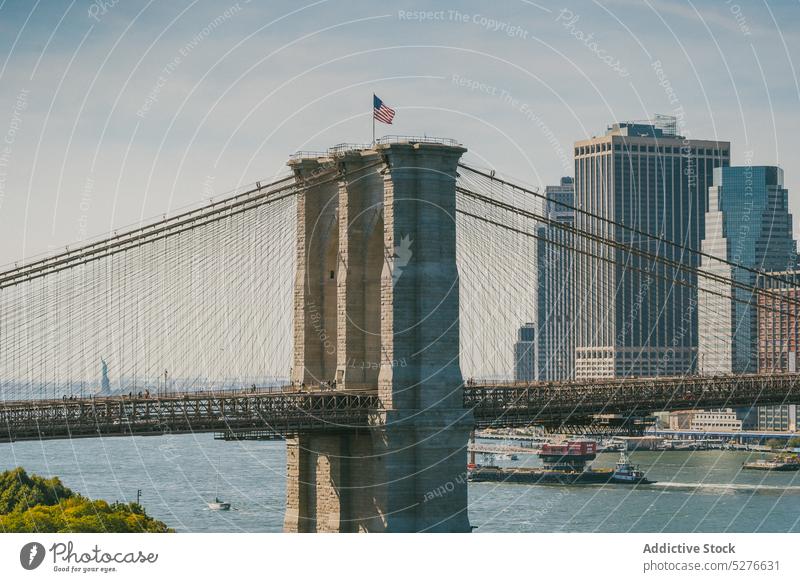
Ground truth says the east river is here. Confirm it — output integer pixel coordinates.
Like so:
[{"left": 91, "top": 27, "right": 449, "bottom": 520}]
[{"left": 2, "top": 434, "right": 799, "bottom": 532}]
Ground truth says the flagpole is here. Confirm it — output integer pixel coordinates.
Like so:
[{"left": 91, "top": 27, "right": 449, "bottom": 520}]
[{"left": 372, "top": 94, "right": 375, "bottom": 145}]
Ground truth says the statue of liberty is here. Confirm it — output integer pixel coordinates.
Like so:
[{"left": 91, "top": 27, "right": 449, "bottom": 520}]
[{"left": 100, "top": 358, "right": 111, "bottom": 394}]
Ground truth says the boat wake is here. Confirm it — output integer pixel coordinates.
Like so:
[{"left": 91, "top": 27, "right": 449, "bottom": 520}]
[{"left": 651, "top": 482, "right": 800, "bottom": 494}]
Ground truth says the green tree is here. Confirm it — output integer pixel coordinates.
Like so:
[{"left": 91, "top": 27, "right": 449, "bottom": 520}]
[
  {"left": 765, "top": 438, "right": 785, "bottom": 450},
  {"left": 0, "top": 467, "right": 73, "bottom": 513},
  {"left": 0, "top": 468, "right": 171, "bottom": 533}
]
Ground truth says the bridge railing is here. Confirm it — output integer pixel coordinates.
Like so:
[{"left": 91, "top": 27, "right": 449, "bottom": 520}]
[
  {"left": 288, "top": 150, "right": 329, "bottom": 161},
  {"left": 0, "top": 382, "right": 354, "bottom": 408},
  {"left": 290, "top": 137, "right": 464, "bottom": 162},
  {"left": 0, "top": 390, "right": 383, "bottom": 442},
  {"left": 376, "top": 135, "right": 462, "bottom": 147},
  {"left": 3, "top": 374, "right": 800, "bottom": 441},
  {"left": 327, "top": 143, "right": 373, "bottom": 155},
  {"left": 467, "top": 373, "right": 800, "bottom": 427}
]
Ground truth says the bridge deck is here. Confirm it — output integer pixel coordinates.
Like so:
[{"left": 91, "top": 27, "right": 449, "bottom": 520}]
[
  {"left": 0, "top": 389, "right": 380, "bottom": 443},
  {"left": 1, "top": 374, "right": 798, "bottom": 443}
]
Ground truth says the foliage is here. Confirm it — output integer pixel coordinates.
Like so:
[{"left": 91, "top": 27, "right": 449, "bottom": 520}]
[
  {"left": 0, "top": 468, "right": 171, "bottom": 533},
  {"left": 786, "top": 437, "right": 800, "bottom": 449},
  {"left": 0, "top": 467, "right": 74, "bottom": 514},
  {"left": 765, "top": 438, "right": 786, "bottom": 450}
]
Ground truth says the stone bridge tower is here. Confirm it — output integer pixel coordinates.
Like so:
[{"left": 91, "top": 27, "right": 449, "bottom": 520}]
[{"left": 284, "top": 140, "right": 472, "bottom": 532}]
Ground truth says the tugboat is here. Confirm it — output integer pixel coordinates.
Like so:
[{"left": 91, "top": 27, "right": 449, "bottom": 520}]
[
  {"left": 610, "top": 451, "right": 652, "bottom": 483},
  {"left": 467, "top": 440, "right": 655, "bottom": 485}
]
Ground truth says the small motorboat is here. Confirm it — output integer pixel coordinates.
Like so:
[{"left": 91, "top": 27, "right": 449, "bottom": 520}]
[
  {"left": 207, "top": 497, "right": 231, "bottom": 511},
  {"left": 208, "top": 456, "right": 231, "bottom": 510}
]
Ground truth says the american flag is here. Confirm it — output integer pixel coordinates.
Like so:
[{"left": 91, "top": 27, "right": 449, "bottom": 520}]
[{"left": 373, "top": 94, "right": 395, "bottom": 124}]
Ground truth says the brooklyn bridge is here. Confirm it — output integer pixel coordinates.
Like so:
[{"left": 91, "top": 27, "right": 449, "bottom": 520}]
[{"left": 1, "top": 137, "right": 798, "bottom": 532}]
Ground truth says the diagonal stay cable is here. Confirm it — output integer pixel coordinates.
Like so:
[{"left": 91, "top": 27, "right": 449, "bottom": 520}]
[
  {"left": 456, "top": 185, "right": 800, "bottom": 311},
  {"left": 456, "top": 208, "right": 800, "bottom": 320},
  {"left": 0, "top": 161, "right": 382, "bottom": 290},
  {"left": 459, "top": 163, "right": 799, "bottom": 289}
]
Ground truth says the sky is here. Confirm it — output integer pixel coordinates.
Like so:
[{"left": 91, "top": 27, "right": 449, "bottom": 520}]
[{"left": 0, "top": 0, "right": 799, "bottom": 266}]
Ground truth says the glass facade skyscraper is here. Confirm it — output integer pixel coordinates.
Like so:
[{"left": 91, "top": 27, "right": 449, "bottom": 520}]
[
  {"left": 537, "top": 177, "right": 575, "bottom": 381},
  {"left": 699, "top": 166, "right": 797, "bottom": 374},
  {"left": 513, "top": 322, "right": 536, "bottom": 382},
  {"left": 574, "top": 120, "right": 730, "bottom": 378}
]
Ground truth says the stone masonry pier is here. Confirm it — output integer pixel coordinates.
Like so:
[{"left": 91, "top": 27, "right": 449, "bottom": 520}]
[{"left": 284, "top": 140, "right": 472, "bottom": 532}]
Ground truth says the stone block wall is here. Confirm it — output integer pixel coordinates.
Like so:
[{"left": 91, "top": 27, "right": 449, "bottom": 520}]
[
  {"left": 289, "top": 158, "right": 339, "bottom": 386},
  {"left": 285, "top": 142, "right": 472, "bottom": 533}
]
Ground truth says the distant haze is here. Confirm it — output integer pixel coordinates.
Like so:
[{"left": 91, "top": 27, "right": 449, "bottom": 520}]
[{"left": 0, "top": 0, "right": 798, "bottom": 265}]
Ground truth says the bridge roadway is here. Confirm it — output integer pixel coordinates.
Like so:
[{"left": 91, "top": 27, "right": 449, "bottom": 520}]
[{"left": 1, "top": 373, "right": 798, "bottom": 443}]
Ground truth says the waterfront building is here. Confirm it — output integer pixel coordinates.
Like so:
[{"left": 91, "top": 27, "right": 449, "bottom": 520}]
[
  {"left": 574, "top": 117, "right": 730, "bottom": 378},
  {"left": 668, "top": 410, "right": 695, "bottom": 430},
  {"left": 699, "top": 166, "right": 797, "bottom": 375},
  {"left": 738, "top": 407, "right": 759, "bottom": 430},
  {"left": 514, "top": 323, "right": 537, "bottom": 382},
  {"left": 689, "top": 409, "right": 743, "bottom": 432},
  {"left": 757, "top": 406, "right": 797, "bottom": 432},
  {"left": 757, "top": 269, "right": 800, "bottom": 432},
  {"left": 537, "top": 177, "right": 575, "bottom": 381},
  {"left": 653, "top": 411, "right": 671, "bottom": 429},
  {"left": 666, "top": 409, "right": 753, "bottom": 431}
]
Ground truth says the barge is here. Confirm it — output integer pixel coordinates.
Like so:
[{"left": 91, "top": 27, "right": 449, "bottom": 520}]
[
  {"left": 468, "top": 440, "right": 655, "bottom": 485},
  {"left": 742, "top": 455, "right": 800, "bottom": 471}
]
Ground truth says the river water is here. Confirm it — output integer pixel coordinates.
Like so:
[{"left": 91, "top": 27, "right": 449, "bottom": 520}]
[{"left": 2, "top": 434, "right": 799, "bottom": 532}]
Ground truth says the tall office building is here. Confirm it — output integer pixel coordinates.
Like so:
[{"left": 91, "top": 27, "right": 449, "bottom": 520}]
[
  {"left": 699, "top": 166, "right": 797, "bottom": 374},
  {"left": 537, "top": 177, "right": 575, "bottom": 381},
  {"left": 758, "top": 270, "right": 800, "bottom": 372},
  {"left": 574, "top": 118, "right": 730, "bottom": 378},
  {"left": 513, "top": 323, "right": 537, "bottom": 382},
  {"left": 756, "top": 270, "right": 800, "bottom": 432}
]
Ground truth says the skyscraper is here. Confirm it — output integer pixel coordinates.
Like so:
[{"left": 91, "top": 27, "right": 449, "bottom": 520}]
[
  {"left": 514, "top": 323, "right": 536, "bottom": 382},
  {"left": 537, "top": 177, "right": 575, "bottom": 381},
  {"left": 756, "top": 270, "right": 800, "bottom": 432},
  {"left": 699, "top": 166, "right": 797, "bottom": 374},
  {"left": 574, "top": 118, "right": 730, "bottom": 378},
  {"left": 757, "top": 270, "right": 800, "bottom": 373}
]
